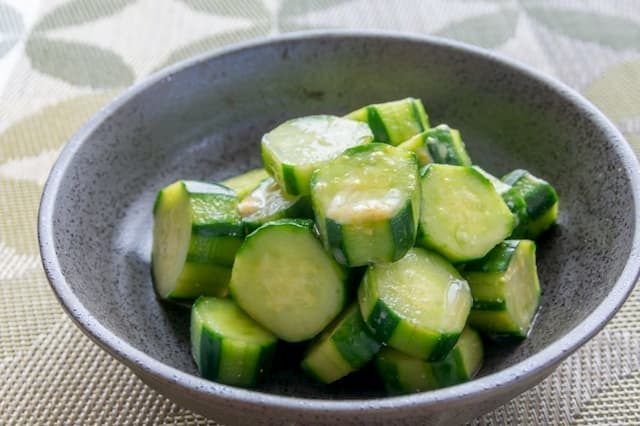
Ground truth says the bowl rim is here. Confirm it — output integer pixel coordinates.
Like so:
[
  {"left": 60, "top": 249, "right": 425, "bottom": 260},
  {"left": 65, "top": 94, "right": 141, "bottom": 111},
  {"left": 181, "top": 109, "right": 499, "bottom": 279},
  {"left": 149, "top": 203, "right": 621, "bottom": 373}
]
[{"left": 38, "top": 29, "right": 640, "bottom": 414}]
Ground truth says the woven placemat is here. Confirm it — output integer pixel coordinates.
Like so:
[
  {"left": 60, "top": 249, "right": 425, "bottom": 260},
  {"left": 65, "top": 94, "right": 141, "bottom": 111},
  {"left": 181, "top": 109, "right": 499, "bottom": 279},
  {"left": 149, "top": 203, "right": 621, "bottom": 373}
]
[{"left": 1, "top": 0, "right": 639, "bottom": 424}]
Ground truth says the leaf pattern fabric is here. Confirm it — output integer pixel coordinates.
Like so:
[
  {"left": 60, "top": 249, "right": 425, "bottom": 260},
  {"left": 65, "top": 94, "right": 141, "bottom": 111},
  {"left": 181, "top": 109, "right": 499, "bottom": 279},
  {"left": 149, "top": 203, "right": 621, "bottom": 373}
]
[{"left": 0, "top": 0, "right": 639, "bottom": 425}]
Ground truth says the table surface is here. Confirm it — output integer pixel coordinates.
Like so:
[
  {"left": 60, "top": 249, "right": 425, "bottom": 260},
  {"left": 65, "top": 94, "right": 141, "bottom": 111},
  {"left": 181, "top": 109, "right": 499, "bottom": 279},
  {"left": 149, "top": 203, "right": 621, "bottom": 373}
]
[{"left": 1, "top": 0, "right": 639, "bottom": 424}]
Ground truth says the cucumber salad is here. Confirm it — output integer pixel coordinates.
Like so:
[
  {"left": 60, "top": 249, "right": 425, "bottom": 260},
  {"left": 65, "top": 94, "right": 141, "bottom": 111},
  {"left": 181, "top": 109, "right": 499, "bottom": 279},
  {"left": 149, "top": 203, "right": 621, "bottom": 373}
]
[{"left": 151, "top": 98, "right": 559, "bottom": 394}]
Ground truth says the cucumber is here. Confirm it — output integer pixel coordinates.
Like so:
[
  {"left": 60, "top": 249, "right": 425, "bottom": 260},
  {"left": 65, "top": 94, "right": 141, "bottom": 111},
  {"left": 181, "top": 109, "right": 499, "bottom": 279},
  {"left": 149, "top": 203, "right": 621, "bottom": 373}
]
[
  {"left": 398, "top": 124, "right": 471, "bottom": 167},
  {"left": 376, "top": 327, "right": 483, "bottom": 394},
  {"left": 229, "top": 219, "right": 347, "bottom": 342},
  {"left": 417, "top": 164, "right": 515, "bottom": 263},
  {"left": 222, "top": 168, "right": 269, "bottom": 199},
  {"left": 345, "top": 97, "right": 429, "bottom": 145},
  {"left": 261, "top": 115, "right": 373, "bottom": 196},
  {"left": 191, "top": 297, "right": 277, "bottom": 387},
  {"left": 464, "top": 240, "right": 541, "bottom": 339},
  {"left": 237, "top": 177, "right": 310, "bottom": 233},
  {"left": 358, "top": 247, "right": 472, "bottom": 360},
  {"left": 151, "top": 180, "right": 244, "bottom": 300},
  {"left": 311, "top": 143, "right": 420, "bottom": 266},
  {"left": 301, "top": 304, "right": 381, "bottom": 384},
  {"left": 501, "top": 169, "right": 559, "bottom": 239}
]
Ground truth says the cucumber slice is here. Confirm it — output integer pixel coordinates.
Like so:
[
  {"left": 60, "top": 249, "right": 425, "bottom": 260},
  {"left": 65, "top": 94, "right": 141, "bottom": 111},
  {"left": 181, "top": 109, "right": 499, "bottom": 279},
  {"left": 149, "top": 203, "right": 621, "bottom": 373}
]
[
  {"left": 345, "top": 98, "right": 429, "bottom": 145},
  {"left": 464, "top": 240, "right": 541, "bottom": 339},
  {"left": 222, "top": 168, "right": 269, "bottom": 199},
  {"left": 501, "top": 169, "right": 559, "bottom": 239},
  {"left": 229, "top": 219, "right": 348, "bottom": 342},
  {"left": 376, "top": 327, "right": 483, "bottom": 394},
  {"left": 237, "top": 177, "right": 310, "bottom": 233},
  {"left": 301, "top": 304, "right": 381, "bottom": 384},
  {"left": 152, "top": 181, "right": 244, "bottom": 300},
  {"left": 261, "top": 115, "right": 373, "bottom": 196},
  {"left": 358, "top": 248, "right": 472, "bottom": 360},
  {"left": 191, "top": 297, "right": 277, "bottom": 387},
  {"left": 311, "top": 143, "right": 420, "bottom": 266},
  {"left": 417, "top": 164, "right": 515, "bottom": 263},
  {"left": 398, "top": 124, "right": 471, "bottom": 167}
]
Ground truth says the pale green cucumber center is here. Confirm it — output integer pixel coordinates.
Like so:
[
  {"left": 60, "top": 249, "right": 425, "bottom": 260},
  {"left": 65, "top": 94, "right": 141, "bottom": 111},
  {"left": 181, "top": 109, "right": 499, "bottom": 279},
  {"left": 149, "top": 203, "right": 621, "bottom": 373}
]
[
  {"left": 455, "top": 327, "right": 483, "bottom": 378},
  {"left": 231, "top": 227, "right": 344, "bottom": 341},
  {"left": 421, "top": 166, "right": 512, "bottom": 259},
  {"left": 375, "top": 99, "right": 423, "bottom": 143},
  {"left": 222, "top": 168, "right": 269, "bottom": 199},
  {"left": 376, "top": 248, "right": 471, "bottom": 333},
  {"left": 313, "top": 145, "right": 417, "bottom": 224},
  {"left": 152, "top": 182, "right": 192, "bottom": 299},
  {"left": 262, "top": 115, "right": 372, "bottom": 167},
  {"left": 505, "top": 243, "right": 540, "bottom": 334},
  {"left": 194, "top": 298, "right": 275, "bottom": 345}
]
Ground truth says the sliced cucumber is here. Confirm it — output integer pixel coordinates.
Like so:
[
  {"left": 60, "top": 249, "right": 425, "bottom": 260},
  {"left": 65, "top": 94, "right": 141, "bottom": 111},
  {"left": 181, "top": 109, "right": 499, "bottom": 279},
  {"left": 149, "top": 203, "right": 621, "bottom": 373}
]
[
  {"left": 237, "top": 177, "right": 310, "bottom": 233},
  {"left": 358, "top": 248, "right": 472, "bottom": 360},
  {"left": 464, "top": 240, "right": 541, "bottom": 339},
  {"left": 345, "top": 97, "right": 429, "bottom": 145},
  {"left": 229, "top": 219, "right": 347, "bottom": 342},
  {"left": 152, "top": 181, "right": 244, "bottom": 300},
  {"left": 301, "top": 304, "right": 381, "bottom": 384},
  {"left": 311, "top": 143, "right": 420, "bottom": 266},
  {"left": 501, "top": 169, "right": 559, "bottom": 239},
  {"left": 399, "top": 125, "right": 471, "bottom": 167},
  {"left": 417, "top": 164, "right": 514, "bottom": 263},
  {"left": 261, "top": 115, "right": 373, "bottom": 196},
  {"left": 222, "top": 168, "right": 269, "bottom": 199},
  {"left": 191, "top": 297, "right": 277, "bottom": 387},
  {"left": 376, "top": 326, "right": 483, "bottom": 394}
]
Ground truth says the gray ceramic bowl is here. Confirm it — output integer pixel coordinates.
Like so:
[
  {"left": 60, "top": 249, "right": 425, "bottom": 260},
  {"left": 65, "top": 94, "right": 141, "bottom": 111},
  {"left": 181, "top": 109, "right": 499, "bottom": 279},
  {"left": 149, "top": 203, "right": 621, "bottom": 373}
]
[{"left": 39, "top": 31, "right": 640, "bottom": 425}]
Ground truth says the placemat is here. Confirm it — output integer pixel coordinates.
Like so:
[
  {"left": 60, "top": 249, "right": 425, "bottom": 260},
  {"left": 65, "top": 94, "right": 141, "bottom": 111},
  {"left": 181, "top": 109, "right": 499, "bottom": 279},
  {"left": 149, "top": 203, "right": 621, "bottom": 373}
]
[{"left": 1, "top": 0, "right": 639, "bottom": 424}]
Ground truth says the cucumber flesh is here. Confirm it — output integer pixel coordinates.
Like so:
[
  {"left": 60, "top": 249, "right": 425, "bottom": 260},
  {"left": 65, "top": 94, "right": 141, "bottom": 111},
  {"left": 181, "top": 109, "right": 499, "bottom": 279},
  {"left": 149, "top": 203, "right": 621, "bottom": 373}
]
[
  {"left": 238, "top": 177, "right": 310, "bottom": 233},
  {"left": 229, "top": 219, "right": 347, "bottom": 342},
  {"left": 301, "top": 304, "right": 381, "bottom": 384},
  {"left": 464, "top": 240, "right": 541, "bottom": 339},
  {"left": 222, "top": 168, "right": 269, "bottom": 199},
  {"left": 417, "top": 164, "right": 515, "bottom": 263},
  {"left": 501, "top": 169, "right": 559, "bottom": 239},
  {"left": 311, "top": 143, "right": 420, "bottom": 266},
  {"left": 345, "top": 98, "right": 429, "bottom": 145},
  {"left": 359, "top": 247, "right": 472, "bottom": 360},
  {"left": 191, "top": 297, "right": 277, "bottom": 387},
  {"left": 152, "top": 181, "right": 243, "bottom": 300},
  {"left": 376, "top": 326, "right": 483, "bottom": 394},
  {"left": 261, "top": 115, "right": 373, "bottom": 196}
]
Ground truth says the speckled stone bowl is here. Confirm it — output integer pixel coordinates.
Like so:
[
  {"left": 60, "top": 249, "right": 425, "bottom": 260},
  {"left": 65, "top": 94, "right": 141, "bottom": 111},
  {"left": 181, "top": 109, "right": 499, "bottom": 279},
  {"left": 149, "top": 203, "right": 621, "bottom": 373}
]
[{"left": 39, "top": 32, "right": 640, "bottom": 425}]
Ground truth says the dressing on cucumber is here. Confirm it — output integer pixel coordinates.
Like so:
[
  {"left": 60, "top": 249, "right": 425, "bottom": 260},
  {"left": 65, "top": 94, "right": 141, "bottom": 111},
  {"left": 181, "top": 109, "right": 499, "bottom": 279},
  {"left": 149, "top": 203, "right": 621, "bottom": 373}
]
[
  {"left": 238, "top": 177, "right": 310, "bottom": 233},
  {"left": 261, "top": 115, "right": 373, "bottom": 196},
  {"left": 376, "top": 327, "right": 483, "bottom": 394},
  {"left": 464, "top": 239, "right": 540, "bottom": 339},
  {"left": 345, "top": 97, "right": 429, "bottom": 145},
  {"left": 311, "top": 143, "right": 420, "bottom": 266},
  {"left": 152, "top": 180, "right": 244, "bottom": 300},
  {"left": 302, "top": 304, "right": 381, "bottom": 384},
  {"left": 417, "top": 164, "right": 514, "bottom": 263},
  {"left": 359, "top": 247, "right": 472, "bottom": 360},
  {"left": 191, "top": 297, "right": 277, "bottom": 387},
  {"left": 229, "top": 219, "right": 347, "bottom": 342}
]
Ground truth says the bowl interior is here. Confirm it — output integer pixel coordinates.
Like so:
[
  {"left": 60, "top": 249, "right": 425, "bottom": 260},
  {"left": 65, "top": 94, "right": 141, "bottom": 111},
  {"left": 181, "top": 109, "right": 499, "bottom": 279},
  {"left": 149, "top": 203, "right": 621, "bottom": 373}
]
[{"left": 47, "top": 35, "right": 635, "bottom": 399}]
